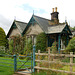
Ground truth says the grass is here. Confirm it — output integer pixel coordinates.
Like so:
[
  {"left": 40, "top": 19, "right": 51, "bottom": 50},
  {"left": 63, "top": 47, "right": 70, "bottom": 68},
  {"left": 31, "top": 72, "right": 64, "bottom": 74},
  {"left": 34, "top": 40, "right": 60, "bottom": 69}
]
[
  {"left": 61, "top": 65, "right": 75, "bottom": 72},
  {"left": 0, "top": 67, "right": 14, "bottom": 75},
  {"left": 0, "top": 56, "right": 31, "bottom": 75},
  {"left": 32, "top": 70, "right": 69, "bottom": 75},
  {"left": 0, "top": 55, "right": 75, "bottom": 75},
  {"left": 32, "top": 71, "right": 47, "bottom": 75},
  {"left": 34, "top": 57, "right": 75, "bottom": 75},
  {"left": 61, "top": 57, "right": 75, "bottom": 63},
  {"left": 0, "top": 57, "right": 14, "bottom": 75}
]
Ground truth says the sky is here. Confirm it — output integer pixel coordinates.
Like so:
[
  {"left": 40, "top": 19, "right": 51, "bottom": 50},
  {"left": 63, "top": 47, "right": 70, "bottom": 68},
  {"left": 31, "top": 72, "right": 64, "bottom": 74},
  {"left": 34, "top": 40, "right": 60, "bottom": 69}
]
[{"left": 0, "top": 0, "right": 75, "bottom": 34}]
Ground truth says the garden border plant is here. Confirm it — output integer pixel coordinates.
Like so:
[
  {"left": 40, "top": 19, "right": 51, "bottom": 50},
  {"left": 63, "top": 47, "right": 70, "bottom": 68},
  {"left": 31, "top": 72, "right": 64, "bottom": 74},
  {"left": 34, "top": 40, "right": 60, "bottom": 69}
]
[
  {"left": 36, "top": 32, "right": 47, "bottom": 52},
  {"left": 65, "top": 37, "right": 75, "bottom": 53}
]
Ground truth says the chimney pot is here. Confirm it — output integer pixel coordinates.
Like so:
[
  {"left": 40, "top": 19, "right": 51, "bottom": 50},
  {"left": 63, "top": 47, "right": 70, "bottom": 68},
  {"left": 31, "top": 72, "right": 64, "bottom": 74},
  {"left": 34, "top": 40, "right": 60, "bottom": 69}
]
[
  {"left": 51, "top": 7, "right": 59, "bottom": 23},
  {"left": 52, "top": 8, "right": 54, "bottom": 13},
  {"left": 55, "top": 7, "right": 57, "bottom": 12}
]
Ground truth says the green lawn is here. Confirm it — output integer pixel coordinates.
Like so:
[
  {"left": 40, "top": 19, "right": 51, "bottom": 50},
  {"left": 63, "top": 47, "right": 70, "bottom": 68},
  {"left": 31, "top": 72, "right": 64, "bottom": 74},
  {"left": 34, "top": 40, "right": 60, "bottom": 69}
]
[
  {"left": 0, "top": 56, "right": 75, "bottom": 75},
  {"left": 0, "top": 67, "right": 14, "bottom": 75},
  {"left": 0, "top": 57, "right": 14, "bottom": 75},
  {"left": 0, "top": 56, "right": 31, "bottom": 75},
  {"left": 32, "top": 70, "right": 68, "bottom": 75}
]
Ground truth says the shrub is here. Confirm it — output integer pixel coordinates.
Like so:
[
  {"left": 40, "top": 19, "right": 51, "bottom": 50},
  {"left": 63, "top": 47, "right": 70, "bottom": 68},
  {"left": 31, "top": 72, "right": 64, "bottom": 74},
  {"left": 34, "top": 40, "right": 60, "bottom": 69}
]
[
  {"left": 0, "top": 27, "right": 8, "bottom": 47},
  {"left": 0, "top": 46, "right": 5, "bottom": 54},
  {"left": 66, "top": 37, "right": 75, "bottom": 52},
  {"left": 23, "top": 37, "right": 32, "bottom": 55},
  {"left": 9, "top": 35, "right": 33, "bottom": 55},
  {"left": 36, "top": 32, "right": 47, "bottom": 52},
  {"left": 9, "top": 39, "right": 14, "bottom": 54},
  {"left": 51, "top": 41, "right": 57, "bottom": 54},
  {"left": 9, "top": 35, "right": 25, "bottom": 54}
]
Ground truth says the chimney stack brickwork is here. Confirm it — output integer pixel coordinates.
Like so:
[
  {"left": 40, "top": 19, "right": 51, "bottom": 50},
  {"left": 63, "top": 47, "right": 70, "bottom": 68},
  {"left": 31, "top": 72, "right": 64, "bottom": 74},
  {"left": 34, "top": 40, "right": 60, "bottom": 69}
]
[{"left": 51, "top": 7, "right": 59, "bottom": 25}]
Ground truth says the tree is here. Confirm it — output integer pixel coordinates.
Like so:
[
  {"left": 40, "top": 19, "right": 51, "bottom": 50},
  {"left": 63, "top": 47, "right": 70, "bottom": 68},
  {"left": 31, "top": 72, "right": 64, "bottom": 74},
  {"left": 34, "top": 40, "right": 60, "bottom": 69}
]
[
  {"left": 36, "top": 32, "right": 47, "bottom": 52},
  {"left": 72, "top": 26, "right": 75, "bottom": 31},
  {"left": 66, "top": 37, "right": 75, "bottom": 52},
  {"left": 70, "top": 26, "right": 75, "bottom": 31},
  {"left": 0, "top": 27, "right": 7, "bottom": 47}
]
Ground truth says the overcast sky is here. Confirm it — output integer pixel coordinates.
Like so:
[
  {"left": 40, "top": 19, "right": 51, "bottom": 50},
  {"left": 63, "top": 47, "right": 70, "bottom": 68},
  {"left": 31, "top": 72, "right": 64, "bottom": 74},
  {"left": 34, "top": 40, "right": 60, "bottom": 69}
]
[{"left": 0, "top": 0, "right": 75, "bottom": 34}]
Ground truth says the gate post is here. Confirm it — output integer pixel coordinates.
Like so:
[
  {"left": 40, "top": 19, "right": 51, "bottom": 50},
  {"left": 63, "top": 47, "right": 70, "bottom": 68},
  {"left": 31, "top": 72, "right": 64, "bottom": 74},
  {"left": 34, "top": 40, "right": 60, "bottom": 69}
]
[
  {"left": 33, "top": 45, "right": 35, "bottom": 72},
  {"left": 13, "top": 54, "right": 17, "bottom": 72},
  {"left": 31, "top": 53, "right": 32, "bottom": 72}
]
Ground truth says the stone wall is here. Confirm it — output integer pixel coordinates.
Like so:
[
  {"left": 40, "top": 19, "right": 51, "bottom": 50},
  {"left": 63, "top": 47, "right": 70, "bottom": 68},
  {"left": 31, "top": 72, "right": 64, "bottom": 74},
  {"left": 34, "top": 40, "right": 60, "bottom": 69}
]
[
  {"left": 26, "top": 23, "right": 43, "bottom": 36},
  {"left": 9, "top": 28, "right": 21, "bottom": 38}
]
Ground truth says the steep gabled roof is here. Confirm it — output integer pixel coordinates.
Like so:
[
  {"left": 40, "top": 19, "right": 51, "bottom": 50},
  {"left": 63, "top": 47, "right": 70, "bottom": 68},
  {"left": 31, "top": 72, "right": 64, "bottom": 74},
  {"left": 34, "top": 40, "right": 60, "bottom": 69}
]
[
  {"left": 15, "top": 20, "right": 27, "bottom": 33},
  {"left": 22, "top": 15, "right": 72, "bottom": 35},
  {"left": 7, "top": 20, "right": 27, "bottom": 38},
  {"left": 33, "top": 15, "right": 50, "bottom": 33},
  {"left": 22, "top": 15, "right": 51, "bottom": 35},
  {"left": 33, "top": 15, "right": 72, "bottom": 34}
]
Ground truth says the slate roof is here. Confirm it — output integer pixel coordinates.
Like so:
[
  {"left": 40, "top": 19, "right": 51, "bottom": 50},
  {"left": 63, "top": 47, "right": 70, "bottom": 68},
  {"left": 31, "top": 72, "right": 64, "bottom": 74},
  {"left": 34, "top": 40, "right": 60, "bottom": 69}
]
[
  {"left": 7, "top": 20, "right": 27, "bottom": 38},
  {"left": 33, "top": 15, "right": 66, "bottom": 34},
  {"left": 33, "top": 15, "right": 50, "bottom": 33},
  {"left": 7, "top": 15, "right": 71, "bottom": 38},
  {"left": 48, "top": 24, "right": 66, "bottom": 34},
  {"left": 15, "top": 21, "right": 27, "bottom": 33}
]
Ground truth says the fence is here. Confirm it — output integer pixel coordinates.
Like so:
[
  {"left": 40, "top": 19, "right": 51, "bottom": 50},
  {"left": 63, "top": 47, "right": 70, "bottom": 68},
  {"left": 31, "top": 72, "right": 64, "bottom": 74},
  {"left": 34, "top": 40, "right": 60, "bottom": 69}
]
[
  {"left": 0, "top": 45, "right": 36, "bottom": 73},
  {"left": 0, "top": 54, "right": 16, "bottom": 71},
  {"left": 35, "top": 49, "right": 75, "bottom": 74},
  {"left": 1, "top": 46, "right": 75, "bottom": 74},
  {"left": 0, "top": 54, "right": 33, "bottom": 73}
]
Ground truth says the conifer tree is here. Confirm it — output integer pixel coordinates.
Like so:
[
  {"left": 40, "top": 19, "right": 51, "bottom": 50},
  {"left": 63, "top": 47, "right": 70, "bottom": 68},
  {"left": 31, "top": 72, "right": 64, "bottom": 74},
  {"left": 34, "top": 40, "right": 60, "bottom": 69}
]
[{"left": 0, "top": 27, "right": 7, "bottom": 46}]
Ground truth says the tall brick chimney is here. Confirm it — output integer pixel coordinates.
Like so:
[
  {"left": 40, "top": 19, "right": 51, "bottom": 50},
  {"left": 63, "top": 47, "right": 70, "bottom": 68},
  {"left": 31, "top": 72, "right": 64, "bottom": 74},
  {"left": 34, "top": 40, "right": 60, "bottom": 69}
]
[{"left": 51, "top": 7, "right": 59, "bottom": 24}]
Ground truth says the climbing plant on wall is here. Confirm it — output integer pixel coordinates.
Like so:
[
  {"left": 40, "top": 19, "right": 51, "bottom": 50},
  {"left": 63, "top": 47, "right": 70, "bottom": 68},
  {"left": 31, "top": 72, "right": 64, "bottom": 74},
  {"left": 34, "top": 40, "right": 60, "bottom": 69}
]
[
  {"left": 9, "top": 35, "right": 33, "bottom": 55},
  {"left": 23, "top": 37, "right": 32, "bottom": 55},
  {"left": 9, "top": 35, "right": 25, "bottom": 54}
]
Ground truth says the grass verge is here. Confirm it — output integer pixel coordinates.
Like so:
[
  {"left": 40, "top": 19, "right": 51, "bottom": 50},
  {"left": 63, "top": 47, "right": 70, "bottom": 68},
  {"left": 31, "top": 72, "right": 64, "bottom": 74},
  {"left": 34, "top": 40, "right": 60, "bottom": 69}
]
[{"left": 0, "top": 56, "right": 31, "bottom": 75}]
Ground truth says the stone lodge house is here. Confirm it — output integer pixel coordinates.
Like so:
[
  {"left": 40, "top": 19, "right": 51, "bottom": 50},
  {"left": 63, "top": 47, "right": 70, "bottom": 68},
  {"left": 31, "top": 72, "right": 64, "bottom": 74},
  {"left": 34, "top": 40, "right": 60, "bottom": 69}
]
[{"left": 7, "top": 7, "right": 72, "bottom": 53}]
